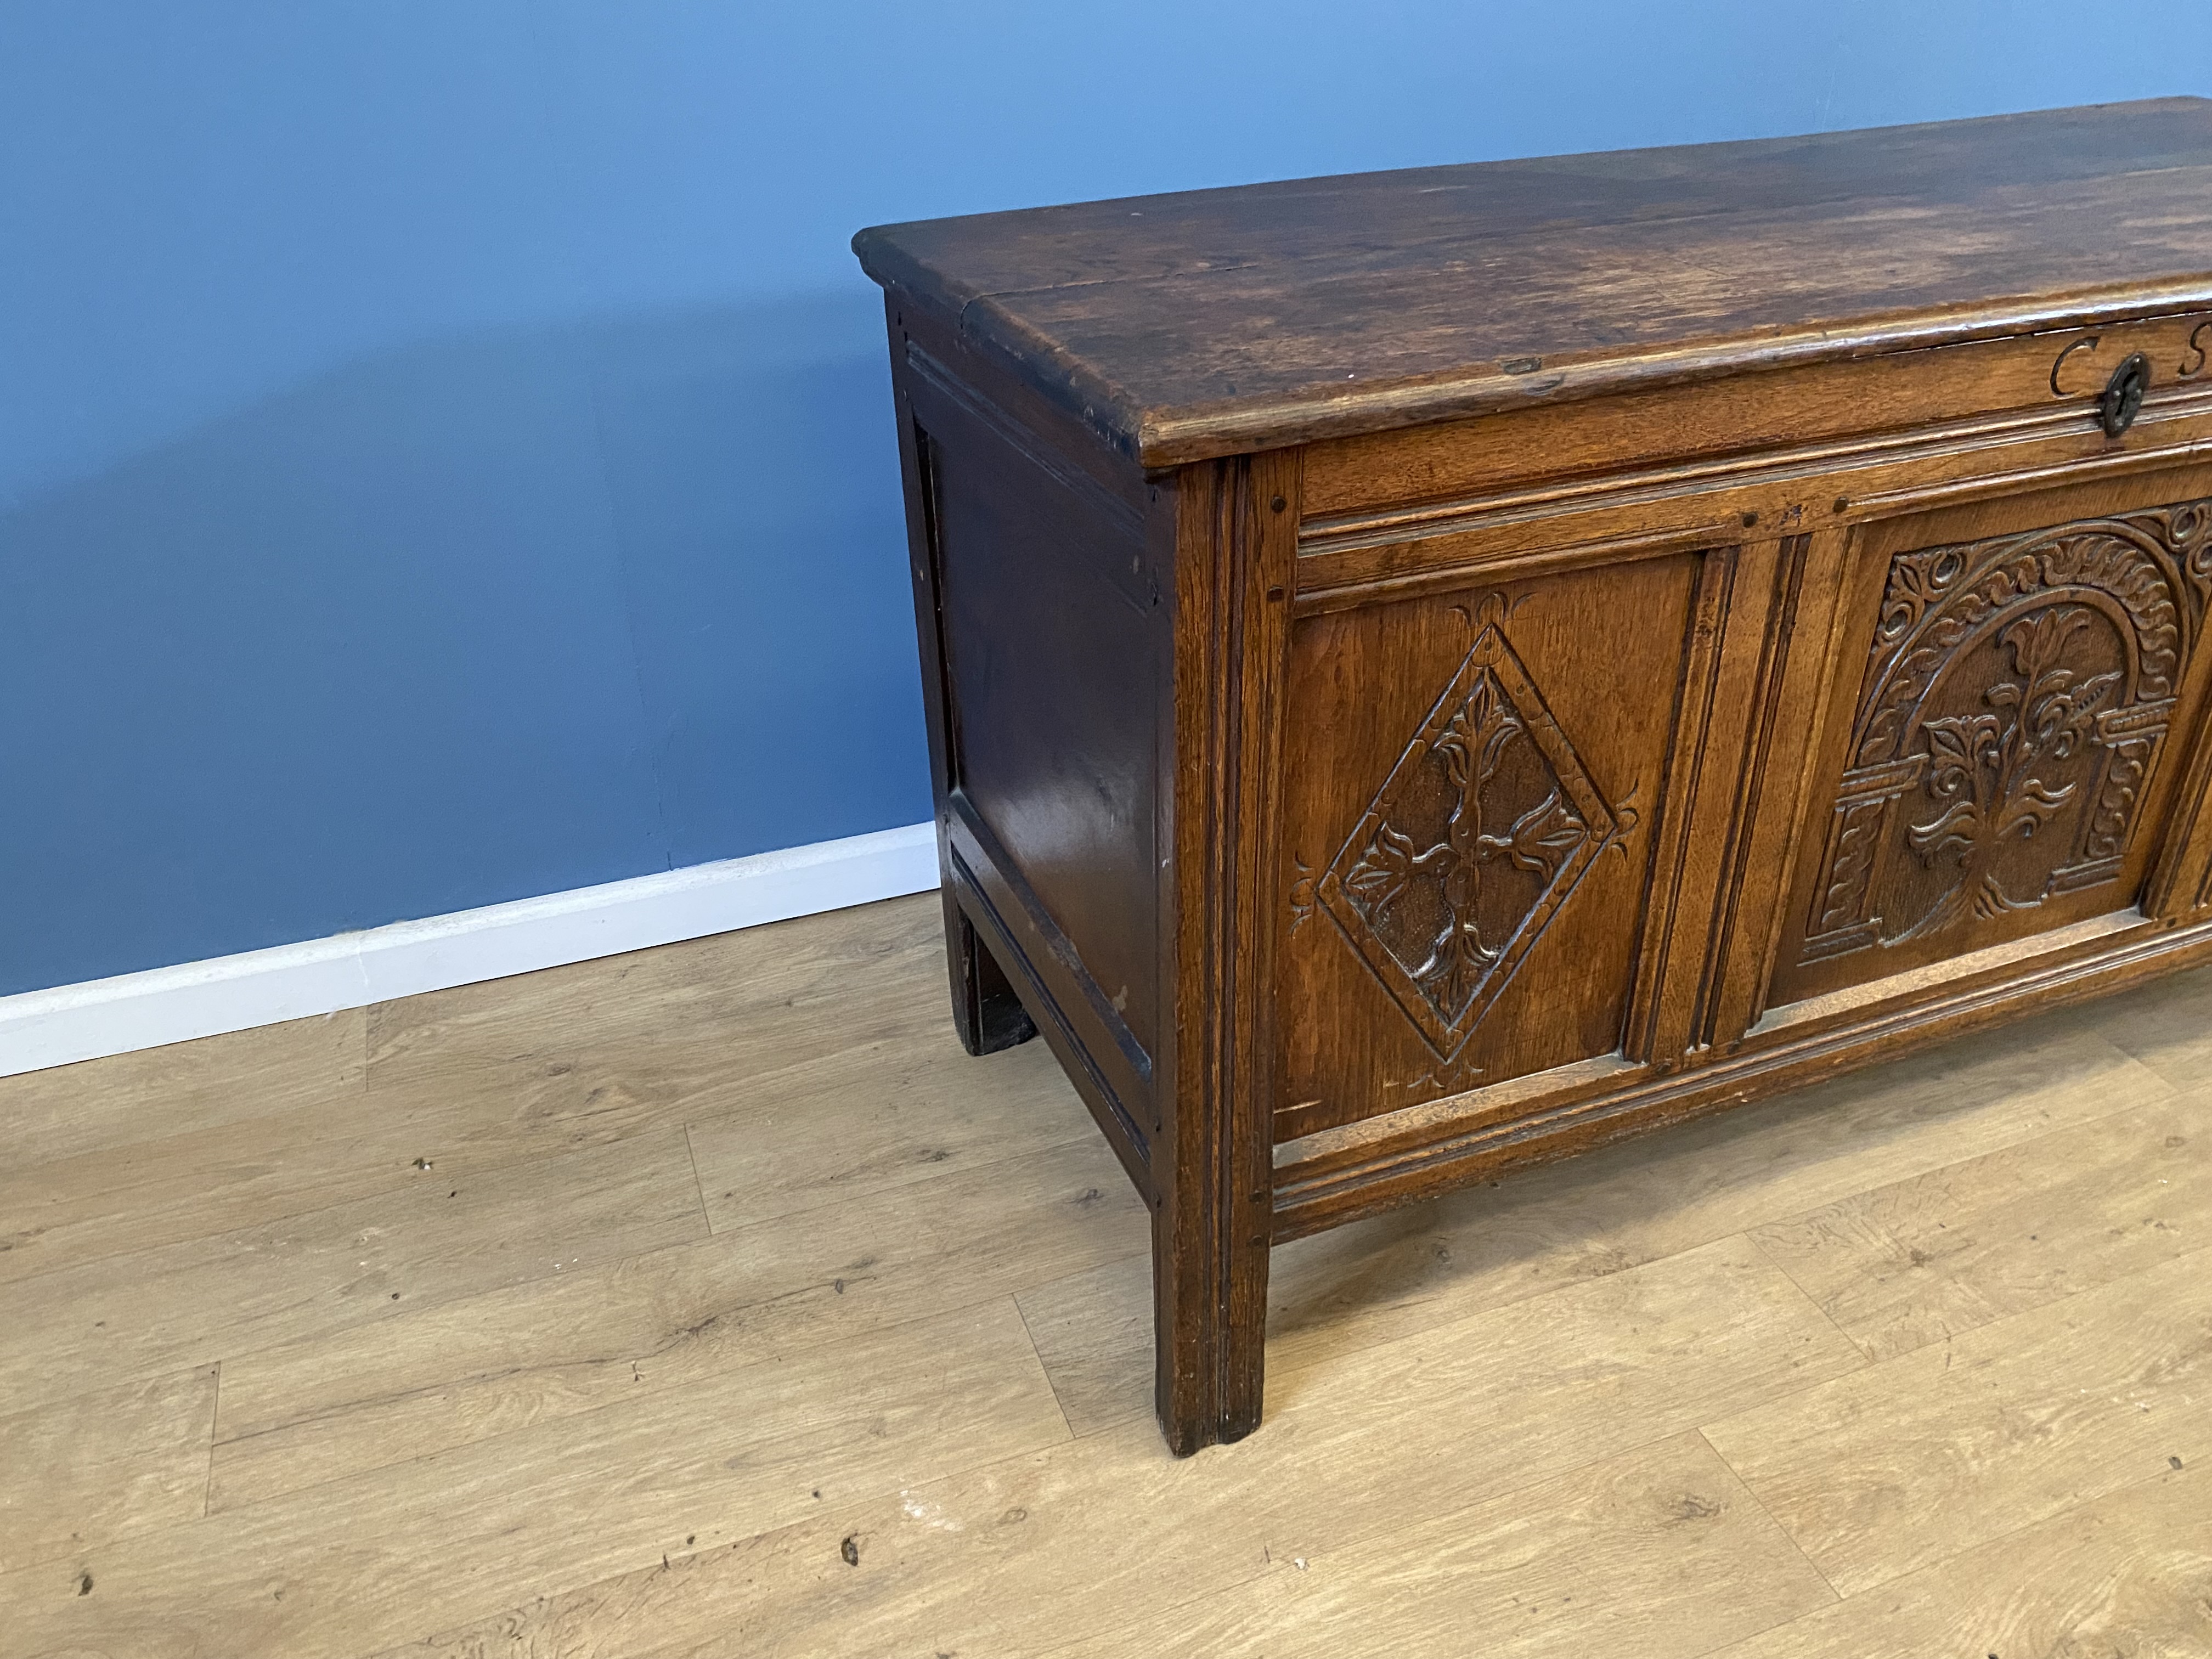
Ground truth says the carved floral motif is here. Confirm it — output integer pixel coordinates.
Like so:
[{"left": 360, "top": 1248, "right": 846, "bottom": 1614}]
[
  {"left": 1801, "top": 502, "right": 2212, "bottom": 964},
  {"left": 1318, "top": 594, "right": 1635, "bottom": 1059},
  {"left": 1894, "top": 606, "right": 2117, "bottom": 938}
]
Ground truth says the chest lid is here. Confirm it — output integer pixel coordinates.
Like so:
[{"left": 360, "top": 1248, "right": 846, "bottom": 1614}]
[{"left": 853, "top": 99, "right": 2212, "bottom": 467}]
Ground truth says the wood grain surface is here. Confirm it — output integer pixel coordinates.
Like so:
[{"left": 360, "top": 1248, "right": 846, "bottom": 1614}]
[
  {"left": 855, "top": 100, "right": 2212, "bottom": 462},
  {"left": 2, "top": 893, "right": 2206, "bottom": 1656}
]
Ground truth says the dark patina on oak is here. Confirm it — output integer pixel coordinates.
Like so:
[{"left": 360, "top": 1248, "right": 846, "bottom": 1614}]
[{"left": 855, "top": 99, "right": 2212, "bottom": 1454}]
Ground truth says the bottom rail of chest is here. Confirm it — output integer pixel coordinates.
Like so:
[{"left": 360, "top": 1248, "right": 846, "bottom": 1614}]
[{"left": 1269, "top": 907, "right": 2212, "bottom": 1241}]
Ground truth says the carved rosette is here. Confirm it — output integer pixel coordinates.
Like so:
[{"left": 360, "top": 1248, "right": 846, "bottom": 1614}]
[
  {"left": 1801, "top": 501, "right": 2212, "bottom": 963},
  {"left": 1317, "top": 595, "right": 1635, "bottom": 1059}
]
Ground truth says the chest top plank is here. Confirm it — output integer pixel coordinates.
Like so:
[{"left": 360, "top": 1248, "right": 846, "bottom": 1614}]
[{"left": 853, "top": 98, "right": 2212, "bottom": 466}]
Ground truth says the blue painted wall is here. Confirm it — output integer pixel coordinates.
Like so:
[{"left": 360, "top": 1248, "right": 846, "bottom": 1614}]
[{"left": 1, "top": 2, "right": 2204, "bottom": 996}]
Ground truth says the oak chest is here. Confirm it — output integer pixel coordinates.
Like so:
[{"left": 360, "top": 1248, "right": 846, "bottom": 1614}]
[{"left": 853, "top": 99, "right": 2212, "bottom": 1453}]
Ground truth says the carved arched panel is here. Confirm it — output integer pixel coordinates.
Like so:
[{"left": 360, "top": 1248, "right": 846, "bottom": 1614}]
[{"left": 1779, "top": 498, "right": 2212, "bottom": 1001}]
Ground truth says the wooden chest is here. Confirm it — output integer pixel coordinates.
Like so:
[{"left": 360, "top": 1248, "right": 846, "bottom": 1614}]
[{"left": 853, "top": 99, "right": 2212, "bottom": 1454}]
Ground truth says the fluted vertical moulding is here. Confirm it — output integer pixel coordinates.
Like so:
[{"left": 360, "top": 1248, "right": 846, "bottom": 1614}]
[{"left": 1158, "top": 452, "right": 1298, "bottom": 1452}]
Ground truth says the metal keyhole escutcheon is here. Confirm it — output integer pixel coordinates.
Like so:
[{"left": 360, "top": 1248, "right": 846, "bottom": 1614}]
[{"left": 2101, "top": 352, "right": 2151, "bottom": 438}]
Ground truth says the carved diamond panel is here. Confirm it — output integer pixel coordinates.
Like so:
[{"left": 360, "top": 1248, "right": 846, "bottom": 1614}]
[{"left": 1317, "top": 596, "right": 1635, "bottom": 1059}]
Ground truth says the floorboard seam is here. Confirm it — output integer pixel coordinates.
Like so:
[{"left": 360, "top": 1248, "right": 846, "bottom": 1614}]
[
  {"left": 1693, "top": 1240, "right": 2212, "bottom": 1602},
  {"left": 204, "top": 1359, "right": 222, "bottom": 1519},
  {"left": 1742, "top": 1229, "right": 1874, "bottom": 1362},
  {"left": 1011, "top": 1289, "right": 1081, "bottom": 1441},
  {"left": 1023, "top": 1555, "right": 1282, "bottom": 1659},
  {"left": 1725, "top": 1457, "right": 2200, "bottom": 1617},
  {"left": 681, "top": 1122, "right": 714, "bottom": 1237},
  {"left": 186, "top": 1277, "right": 1104, "bottom": 1527},
  {"left": 1694, "top": 1425, "right": 1843, "bottom": 1604},
  {"left": 1734, "top": 1084, "right": 2209, "bottom": 1375}
]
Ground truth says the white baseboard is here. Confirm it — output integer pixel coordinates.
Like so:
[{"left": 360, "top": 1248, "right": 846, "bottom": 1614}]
[{"left": 0, "top": 822, "right": 940, "bottom": 1080}]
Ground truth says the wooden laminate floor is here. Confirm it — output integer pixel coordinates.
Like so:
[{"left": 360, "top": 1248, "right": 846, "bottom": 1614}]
[{"left": 2, "top": 892, "right": 2208, "bottom": 1657}]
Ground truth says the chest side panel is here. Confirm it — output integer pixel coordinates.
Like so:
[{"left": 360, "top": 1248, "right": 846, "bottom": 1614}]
[{"left": 906, "top": 339, "right": 1166, "bottom": 1092}]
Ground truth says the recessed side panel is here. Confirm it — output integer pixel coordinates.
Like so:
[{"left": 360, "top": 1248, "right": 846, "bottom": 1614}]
[
  {"left": 1274, "top": 554, "right": 1702, "bottom": 1139},
  {"left": 911, "top": 360, "right": 1164, "bottom": 1082},
  {"left": 1770, "top": 469, "right": 2212, "bottom": 1007}
]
